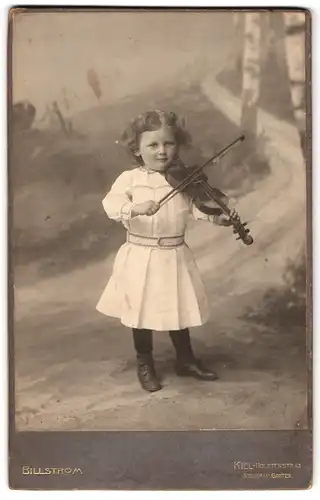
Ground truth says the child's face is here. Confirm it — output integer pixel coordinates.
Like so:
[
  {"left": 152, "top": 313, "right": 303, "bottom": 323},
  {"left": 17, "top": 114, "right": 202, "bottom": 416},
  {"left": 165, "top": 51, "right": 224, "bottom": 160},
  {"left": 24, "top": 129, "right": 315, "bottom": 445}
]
[{"left": 135, "top": 127, "right": 178, "bottom": 171}]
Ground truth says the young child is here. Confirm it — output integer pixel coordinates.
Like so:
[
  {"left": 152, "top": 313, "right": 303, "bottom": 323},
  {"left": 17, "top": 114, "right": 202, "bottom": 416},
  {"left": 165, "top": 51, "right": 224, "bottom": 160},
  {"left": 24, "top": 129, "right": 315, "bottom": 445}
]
[{"left": 96, "top": 110, "right": 238, "bottom": 393}]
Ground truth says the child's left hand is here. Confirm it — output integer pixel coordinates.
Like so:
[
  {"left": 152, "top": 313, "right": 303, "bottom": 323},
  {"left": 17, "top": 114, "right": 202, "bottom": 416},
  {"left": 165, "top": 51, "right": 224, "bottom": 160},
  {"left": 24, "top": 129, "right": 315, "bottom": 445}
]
[{"left": 219, "top": 208, "right": 240, "bottom": 226}]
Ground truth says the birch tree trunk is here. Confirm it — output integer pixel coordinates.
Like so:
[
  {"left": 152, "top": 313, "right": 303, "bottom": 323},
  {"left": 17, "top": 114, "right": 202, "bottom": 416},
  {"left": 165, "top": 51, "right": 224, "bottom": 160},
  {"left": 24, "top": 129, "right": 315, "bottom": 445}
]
[
  {"left": 232, "top": 12, "right": 245, "bottom": 72},
  {"left": 270, "top": 12, "right": 288, "bottom": 69},
  {"left": 260, "top": 12, "right": 272, "bottom": 67},
  {"left": 283, "top": 12, "right": 306, "bottom": 158},
  {"left": 241, "top": 12, "right": 262, "bottom": 152}
]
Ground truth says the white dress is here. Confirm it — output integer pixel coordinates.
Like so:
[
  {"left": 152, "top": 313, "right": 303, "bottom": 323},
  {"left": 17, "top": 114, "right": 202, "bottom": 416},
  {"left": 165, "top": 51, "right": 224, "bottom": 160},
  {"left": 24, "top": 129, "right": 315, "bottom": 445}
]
[{"left": 96, "top": 167, "right": 223, "bottom": 331}]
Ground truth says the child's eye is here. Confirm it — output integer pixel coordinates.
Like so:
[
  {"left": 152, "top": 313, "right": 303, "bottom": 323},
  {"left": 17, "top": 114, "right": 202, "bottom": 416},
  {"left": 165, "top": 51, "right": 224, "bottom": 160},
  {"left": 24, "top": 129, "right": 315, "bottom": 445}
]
[{"left": 148, "top": 142, "right": 158, "bottom": 148}]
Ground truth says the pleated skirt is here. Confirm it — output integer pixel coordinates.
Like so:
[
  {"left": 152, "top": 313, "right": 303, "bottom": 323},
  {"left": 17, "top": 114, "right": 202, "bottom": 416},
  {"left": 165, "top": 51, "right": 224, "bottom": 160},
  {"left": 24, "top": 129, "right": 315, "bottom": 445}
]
[{"left": 96, "top": 242, "right": 209, "bottom": 331}]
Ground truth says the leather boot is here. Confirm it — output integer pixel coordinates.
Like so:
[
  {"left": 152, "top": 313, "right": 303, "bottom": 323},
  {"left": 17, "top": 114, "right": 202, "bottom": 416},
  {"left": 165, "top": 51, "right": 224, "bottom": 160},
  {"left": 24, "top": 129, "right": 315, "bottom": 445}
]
[
  {"left": 133, "top": 328, "right": 162, "bottom": 392},
  {"left": 137, "top": 354, "right": 162, "bottom": 392},
  {"left": 169, "top": 329, "right": 218, "bottom": 381}
]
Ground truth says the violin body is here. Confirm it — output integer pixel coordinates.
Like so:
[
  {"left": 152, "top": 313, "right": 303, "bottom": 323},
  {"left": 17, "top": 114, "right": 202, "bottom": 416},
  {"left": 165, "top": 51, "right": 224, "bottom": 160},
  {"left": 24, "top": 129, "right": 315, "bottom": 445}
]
[{"left": 165, "top": 162, "right": 226, "bottom": 216}]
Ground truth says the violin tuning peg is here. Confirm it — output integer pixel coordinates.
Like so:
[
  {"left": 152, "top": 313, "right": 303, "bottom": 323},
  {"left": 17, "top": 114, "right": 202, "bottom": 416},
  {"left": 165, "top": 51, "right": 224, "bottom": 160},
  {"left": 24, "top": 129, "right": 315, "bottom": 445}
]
[
  {"left": 243, "top": 222, "right": 247, "bottom": 227},
  {"left": 236, "top": 236, "right": 241, "bottom": 240}
]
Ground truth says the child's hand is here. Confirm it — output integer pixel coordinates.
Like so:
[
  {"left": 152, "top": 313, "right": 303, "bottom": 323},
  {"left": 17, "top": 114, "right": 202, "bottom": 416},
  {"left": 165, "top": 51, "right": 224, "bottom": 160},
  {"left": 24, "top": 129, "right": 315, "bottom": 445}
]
[
  {"left": 132, "top": 200, "right": 160, "bottom": 217},
  {"left": 218, "top": 208, "right": 240, "bottom": 226}
]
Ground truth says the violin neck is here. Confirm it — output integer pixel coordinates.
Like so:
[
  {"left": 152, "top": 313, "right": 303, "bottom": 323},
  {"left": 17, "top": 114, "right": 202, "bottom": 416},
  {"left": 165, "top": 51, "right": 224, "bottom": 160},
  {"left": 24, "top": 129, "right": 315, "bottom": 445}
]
[{"left": 198, "top": 179, "right": 230, "bottom": 215}]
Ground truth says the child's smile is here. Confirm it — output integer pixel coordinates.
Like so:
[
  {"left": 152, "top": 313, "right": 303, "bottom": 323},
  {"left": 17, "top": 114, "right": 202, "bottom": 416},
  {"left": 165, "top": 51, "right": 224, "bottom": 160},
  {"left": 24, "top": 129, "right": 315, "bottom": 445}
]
[{"left": 135, "top": 127, "right": 178, "bottom": 172}]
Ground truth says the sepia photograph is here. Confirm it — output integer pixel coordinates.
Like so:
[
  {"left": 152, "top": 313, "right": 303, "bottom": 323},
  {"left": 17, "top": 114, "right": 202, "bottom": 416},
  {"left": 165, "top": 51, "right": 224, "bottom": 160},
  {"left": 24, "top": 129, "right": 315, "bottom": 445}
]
[{"left": 8, "top": 7, "right": 312, "bottom": 489}]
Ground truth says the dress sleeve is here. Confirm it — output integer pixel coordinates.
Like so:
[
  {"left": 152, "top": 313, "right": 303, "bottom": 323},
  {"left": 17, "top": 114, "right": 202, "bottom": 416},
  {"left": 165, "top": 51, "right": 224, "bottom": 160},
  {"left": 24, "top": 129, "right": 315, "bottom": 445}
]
[{"left": 102, "top": 170, "right": 136, "bottom": 222}]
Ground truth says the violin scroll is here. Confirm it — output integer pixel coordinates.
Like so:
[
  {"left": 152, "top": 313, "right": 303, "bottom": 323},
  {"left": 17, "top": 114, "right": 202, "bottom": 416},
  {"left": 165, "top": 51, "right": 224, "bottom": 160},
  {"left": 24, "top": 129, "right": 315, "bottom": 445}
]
[{"left": 231, "top": 217, "right": 254, "bottom": 245}]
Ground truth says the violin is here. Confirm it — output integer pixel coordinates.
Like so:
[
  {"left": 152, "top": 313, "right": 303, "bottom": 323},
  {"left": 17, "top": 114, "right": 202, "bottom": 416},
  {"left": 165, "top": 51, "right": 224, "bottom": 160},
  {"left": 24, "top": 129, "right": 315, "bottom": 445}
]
[
  {"left": 160, "top": 135, "right": 254, "bottom": 246},
  {"left": 164, "top": 161, "right": 227, "bottom": 216}
]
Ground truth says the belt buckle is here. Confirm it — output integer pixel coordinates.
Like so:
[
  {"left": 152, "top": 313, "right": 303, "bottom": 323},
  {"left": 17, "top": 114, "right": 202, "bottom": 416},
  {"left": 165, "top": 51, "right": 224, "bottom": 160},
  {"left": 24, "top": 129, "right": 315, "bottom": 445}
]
[{"left": 157, "top": 237, "right": 166, "bottom": 248}]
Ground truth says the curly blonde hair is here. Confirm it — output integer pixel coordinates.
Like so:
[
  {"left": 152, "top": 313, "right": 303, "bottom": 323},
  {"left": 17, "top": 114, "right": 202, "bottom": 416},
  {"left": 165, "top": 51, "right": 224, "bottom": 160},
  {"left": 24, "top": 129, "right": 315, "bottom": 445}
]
[{"left": 120, "top": 110, "right": 192, "bottom": 164}]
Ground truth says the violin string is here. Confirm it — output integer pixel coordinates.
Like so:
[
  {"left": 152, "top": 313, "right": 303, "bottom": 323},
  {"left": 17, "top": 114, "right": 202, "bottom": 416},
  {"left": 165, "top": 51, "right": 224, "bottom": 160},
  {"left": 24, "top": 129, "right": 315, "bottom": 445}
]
[
  {"left": 160, "top": 169, "right": 219, "bottom": 207},
  {"left": 198, "top": 180, "right": 231, "bottom": 215},
  {"left": 160, "top": 166, "right": 205, "bottom": 205},
  {"left": 160, "top": 161, "right": 219, "bottom": 205}
]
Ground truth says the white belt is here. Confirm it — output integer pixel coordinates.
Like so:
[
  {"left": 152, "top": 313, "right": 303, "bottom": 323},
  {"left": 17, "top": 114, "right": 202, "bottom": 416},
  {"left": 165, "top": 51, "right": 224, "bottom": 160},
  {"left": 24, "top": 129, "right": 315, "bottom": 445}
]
[{"left": 127, "top": 232, "right": 185, "bottom": 249}]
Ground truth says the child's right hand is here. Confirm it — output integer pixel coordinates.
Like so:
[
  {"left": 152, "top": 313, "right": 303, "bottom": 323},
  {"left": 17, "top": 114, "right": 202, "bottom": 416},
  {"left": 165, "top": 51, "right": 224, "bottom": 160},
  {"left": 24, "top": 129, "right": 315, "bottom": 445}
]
[{"left": 132, "top": 200, "right": 160, "bottom": 217}]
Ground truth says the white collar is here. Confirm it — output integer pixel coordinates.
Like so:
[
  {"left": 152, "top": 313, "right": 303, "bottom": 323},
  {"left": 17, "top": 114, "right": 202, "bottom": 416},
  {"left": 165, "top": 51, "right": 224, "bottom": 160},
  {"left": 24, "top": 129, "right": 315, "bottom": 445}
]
[{"left": 139, "top": 166, "right": 163, "bottom": 175}]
